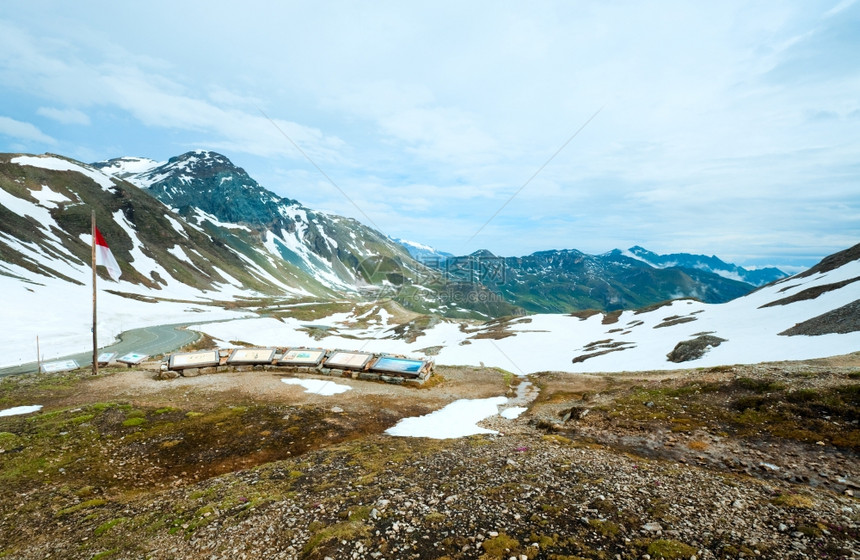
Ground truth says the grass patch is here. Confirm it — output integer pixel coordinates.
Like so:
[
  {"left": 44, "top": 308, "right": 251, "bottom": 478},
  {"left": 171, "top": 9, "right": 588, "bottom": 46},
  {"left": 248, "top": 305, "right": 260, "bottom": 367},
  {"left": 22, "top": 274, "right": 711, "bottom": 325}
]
[
  {"left": 94, "top": 517, "right": 128, "bottom": 537},
  {"left": 772, "top": 493, "right": 815, "bottom": 508},
  {"left": 588, "top": 518, "right": 620, "bottom": 537},
  {"left": 302, "top": 521, "right": 370, "bottom": 557},
  {"left": 57, "top": 498, "right": 106, "bottom": 516},
  {"left": 733, "top": 377, "right": 785, "bottom": 393},
  {"left": 595, "top": 375, "right": 859, "bottom": 450},
  {"left": 0, "top": 432, "right": 19, "bottom": 449},
  {"left": 481, "top": 532, "right": 520, "bottom": 557},
  {"left": 646, "top": 539, "right": 698, "bottom": 559}
]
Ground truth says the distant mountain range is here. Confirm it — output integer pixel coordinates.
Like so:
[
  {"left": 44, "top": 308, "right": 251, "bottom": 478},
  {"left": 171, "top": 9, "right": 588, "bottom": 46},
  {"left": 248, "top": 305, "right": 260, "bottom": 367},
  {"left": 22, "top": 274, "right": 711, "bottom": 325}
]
[
  {"left": 393, "top": 239, "right": 785, "bottom": 289},
  {"left": 391, "top": 242, "right": 787, "bottom": 314},
  {"left": 619, "top": 246, "right": 786, "bottom": 286},
  {"left": 2, "top": 149, "right": 787, "bottom": 323}
]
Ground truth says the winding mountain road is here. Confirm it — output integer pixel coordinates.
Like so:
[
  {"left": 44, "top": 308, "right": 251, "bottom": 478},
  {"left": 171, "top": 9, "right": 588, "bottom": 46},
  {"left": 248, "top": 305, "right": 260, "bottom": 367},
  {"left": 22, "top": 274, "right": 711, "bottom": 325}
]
[{"left": 0, "top": 323, "right": 202, "bottom": 377}]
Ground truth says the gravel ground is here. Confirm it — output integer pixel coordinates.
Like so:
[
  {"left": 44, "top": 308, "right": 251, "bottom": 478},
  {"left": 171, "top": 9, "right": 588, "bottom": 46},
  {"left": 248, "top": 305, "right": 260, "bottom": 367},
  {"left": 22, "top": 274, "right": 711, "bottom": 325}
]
[{"left": 1, "top": 355, "right": 858, "bottom": 559}]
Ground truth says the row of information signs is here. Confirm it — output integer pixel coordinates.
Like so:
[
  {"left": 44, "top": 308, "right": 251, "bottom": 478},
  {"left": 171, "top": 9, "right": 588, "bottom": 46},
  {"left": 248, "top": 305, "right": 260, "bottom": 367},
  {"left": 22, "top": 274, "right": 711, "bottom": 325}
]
[
  {"left": 167, "top": 347, "right": 429, "bottom": 377},
  {"left": 40, "top": 352, "right": 149, "bottom": 373}
]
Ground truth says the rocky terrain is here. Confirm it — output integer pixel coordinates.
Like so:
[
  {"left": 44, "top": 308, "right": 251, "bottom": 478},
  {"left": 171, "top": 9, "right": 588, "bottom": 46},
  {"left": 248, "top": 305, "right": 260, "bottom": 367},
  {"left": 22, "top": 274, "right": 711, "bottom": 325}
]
[{"left": 0, "top": 353, "right": 858, "bottom": 559}]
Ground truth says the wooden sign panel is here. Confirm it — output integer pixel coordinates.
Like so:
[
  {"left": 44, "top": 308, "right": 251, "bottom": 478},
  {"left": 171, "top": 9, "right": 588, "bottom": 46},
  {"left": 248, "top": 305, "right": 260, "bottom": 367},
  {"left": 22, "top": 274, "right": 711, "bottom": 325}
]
[
  {"left": 278, "top": 348, "right": 326, "bottom": 366},
  {"left": 227, "top": 348, "right": 276, "bottom": 365},
  {"left": 169, "top": 350, "right": 220, "bottom": 370},
  {"left": 324, "top": 351, "right": 373, "bottom": 370}
]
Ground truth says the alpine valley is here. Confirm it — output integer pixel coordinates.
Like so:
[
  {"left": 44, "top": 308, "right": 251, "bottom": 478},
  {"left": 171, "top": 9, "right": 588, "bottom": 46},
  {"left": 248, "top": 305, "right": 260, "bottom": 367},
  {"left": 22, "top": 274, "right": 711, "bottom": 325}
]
[{"left": 0, "top": 149, "right": 858, "bottom": 371}]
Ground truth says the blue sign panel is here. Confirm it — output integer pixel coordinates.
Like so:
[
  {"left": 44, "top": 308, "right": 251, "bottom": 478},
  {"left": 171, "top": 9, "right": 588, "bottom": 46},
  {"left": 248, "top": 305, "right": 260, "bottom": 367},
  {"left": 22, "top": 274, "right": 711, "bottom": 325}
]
[{"left": 370, "top": 357, "right": 426, "bottom": 375}]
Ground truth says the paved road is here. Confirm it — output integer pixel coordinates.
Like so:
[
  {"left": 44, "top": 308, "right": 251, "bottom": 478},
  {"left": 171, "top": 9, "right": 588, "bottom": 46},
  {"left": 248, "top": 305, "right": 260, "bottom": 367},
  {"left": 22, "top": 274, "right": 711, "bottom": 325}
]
[{"left": 0, "top": 323, "right": 202, "bottom": 377}]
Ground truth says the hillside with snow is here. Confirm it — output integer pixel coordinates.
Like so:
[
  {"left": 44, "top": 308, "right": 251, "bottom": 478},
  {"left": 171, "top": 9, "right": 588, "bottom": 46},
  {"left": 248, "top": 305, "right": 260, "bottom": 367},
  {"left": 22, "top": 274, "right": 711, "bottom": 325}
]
[
  {"left": 1, "top": 149, "right": 857, "bottom": 373},
  {"left": 189, "top": 243, "right": 860, "bottom": 374}
]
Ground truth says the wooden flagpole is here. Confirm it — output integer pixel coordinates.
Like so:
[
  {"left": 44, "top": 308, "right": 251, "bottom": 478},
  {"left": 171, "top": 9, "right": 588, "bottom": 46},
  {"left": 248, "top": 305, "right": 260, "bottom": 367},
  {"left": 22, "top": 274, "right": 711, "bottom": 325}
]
[{"left": 92, "top": 210, "right": 98, "bottom": 376}]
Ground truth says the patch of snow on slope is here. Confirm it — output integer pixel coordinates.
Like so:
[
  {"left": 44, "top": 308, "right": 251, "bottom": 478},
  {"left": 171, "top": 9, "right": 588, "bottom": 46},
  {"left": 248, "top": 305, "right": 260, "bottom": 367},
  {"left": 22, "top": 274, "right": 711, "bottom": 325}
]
[
  {"left": 265, "top": 230, "right": 350, "bottom": 292},
  {"left": 167, "top": 245, "right": 197, "bottom": 269},
  {"left": 0, "top": 186, "right": 56, "bottom": 225},
  {"left": 97, "top": 157, "right": 162, "bottom": 177},
  {"left": 386, "top": 397, "right": 508, "bottom": 439},
  {"left": 191, "top": 258, "right": 860, "bottom": 375},
  {"left": 112, "top": 210, "right": 171, "bottom": 285},
  {"left": 3, "top": 231, "right": 84, "bottom": 277},
  {"left": 12, "top": 155, "right": 115, "bottom": 191},
  {"left": 209, "top": 266, "right": 244, "bottom": 290},
  {"left": 224, "top": 244, "right": 311, "bottom": 296},
  {"left": 164, "top": 214, "right": 187, "bottom": 237},
  {"left": 281, "top": 378, "right": 351, "bottom": 395},
  {"left": 316, "top": 223, "right": 338, "bottom": 249},
  {"left": 31, "top": 185, "right": 71, "bottom": 208},
  {"left": 192, "top": 208, "right": 251, "bottom": 231},
  {"left": 0, "top": 405, "right": 42, "bottom": 417}
]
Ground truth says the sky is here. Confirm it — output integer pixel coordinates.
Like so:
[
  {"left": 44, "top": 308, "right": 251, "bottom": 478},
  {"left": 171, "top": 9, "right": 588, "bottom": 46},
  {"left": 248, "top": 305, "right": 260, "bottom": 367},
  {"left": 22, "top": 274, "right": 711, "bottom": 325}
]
[{"left": 1, "top": 1, "right": 858, "bottom": 272}]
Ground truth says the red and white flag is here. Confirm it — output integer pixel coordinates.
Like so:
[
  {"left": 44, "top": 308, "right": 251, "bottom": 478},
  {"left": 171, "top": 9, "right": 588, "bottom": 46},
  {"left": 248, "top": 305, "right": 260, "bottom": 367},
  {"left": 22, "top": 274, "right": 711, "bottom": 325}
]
[{"left": 94, "top": 227, "right": 121, "bottom": 281}]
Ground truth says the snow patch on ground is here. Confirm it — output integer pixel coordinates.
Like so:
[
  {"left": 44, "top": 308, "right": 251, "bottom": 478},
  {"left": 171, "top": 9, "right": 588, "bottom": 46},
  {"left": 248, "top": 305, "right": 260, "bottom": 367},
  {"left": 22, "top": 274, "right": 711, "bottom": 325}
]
[
  {"left": 386, "top": 397, "right": 507, "bottom": 439},
  {"left": 281, "top": 378, "right": 351, "bottom": 395},
  {"left": 500, "top": 406, "right": 527, "bottom": 419},
  {"left": 0, "top": 405, "right": 42, "bottom": 417}
]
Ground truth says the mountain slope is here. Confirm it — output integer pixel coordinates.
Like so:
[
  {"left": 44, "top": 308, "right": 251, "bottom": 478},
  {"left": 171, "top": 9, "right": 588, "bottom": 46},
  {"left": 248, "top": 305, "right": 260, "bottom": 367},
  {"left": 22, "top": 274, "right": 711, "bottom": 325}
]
[
  {"left": 96, "top": 150, "right": 516, "bottom": 318},
  {"left": 0, "top": 153, "right": 352, "bottom": 298},
  {"left": 191, "top": 242, "right": 860, "bottom": 374}
]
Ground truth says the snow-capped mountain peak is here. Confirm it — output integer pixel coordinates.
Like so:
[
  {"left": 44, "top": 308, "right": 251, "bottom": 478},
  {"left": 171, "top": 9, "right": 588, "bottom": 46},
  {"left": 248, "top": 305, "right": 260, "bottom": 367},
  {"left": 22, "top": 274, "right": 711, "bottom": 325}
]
[{"left": 94, "top": 156, "right": 163, "bottom": 179}]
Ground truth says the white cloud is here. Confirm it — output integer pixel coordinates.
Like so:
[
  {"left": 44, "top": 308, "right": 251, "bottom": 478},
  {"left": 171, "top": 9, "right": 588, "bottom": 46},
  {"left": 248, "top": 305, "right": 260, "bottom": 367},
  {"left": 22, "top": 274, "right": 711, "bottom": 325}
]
[
  {"left": 0, "top": 2, "right": 857, "bottom": 267},
  {"left": 824, "top": 0, "right": 858, "bottom": 17},
  {"left": 0, "top": 116, "right": 56, "bottom": 144},
  {"left": 36, "top": 106, "right": 90, "bottom": 125}
]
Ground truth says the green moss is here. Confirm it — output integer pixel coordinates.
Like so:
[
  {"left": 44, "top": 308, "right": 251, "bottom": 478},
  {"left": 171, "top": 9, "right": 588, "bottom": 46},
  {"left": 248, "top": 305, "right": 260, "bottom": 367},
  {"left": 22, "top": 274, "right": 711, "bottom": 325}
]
[
  {"left": 122, "top": 417, "right": 146, "bottom": 427},
  {"left": 588, "top": 518, "right": 620, "bottom": 537},
  {"left": 57, "top": 498, "right": 106, "bottom": 516},
  {"left": 94, "top": 517, "right": 128, "bottom": 537},
  {"left": 189, "top": 488, "right": 215, "bottom": 500},
  {"left": 302, "top": 521, "right": 370, "bottom": 557},
  {"left": 69, "top": 413, "right": 95, "bottom": 425},
  {"left": 347, "top": 506, "right": 373, "bottom": 522},
  {"left": 481, "top": 533, "right": 520, "bottom": 557},
  {"left": 772, "top": 493, "right": 815, "bottom": 508},
  {"left": 91, "top": 550, "right": 118, "bottom": 560},
  {"left": 0, "top": 432, "right": 19, "bottom": 449},
  {"left": 424, "top": 511, "right": 446, "bottom": 524},
  {"left": 646, "top": 539, "right": 698, "bottom": 559}
]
